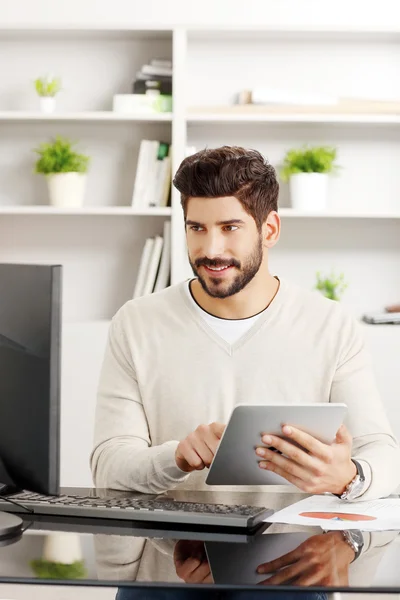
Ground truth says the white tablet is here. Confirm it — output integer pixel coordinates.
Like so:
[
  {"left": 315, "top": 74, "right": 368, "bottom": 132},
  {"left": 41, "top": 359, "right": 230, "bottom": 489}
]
[{"left": 206, "top": 403, "right": 347, "bottom": 486}]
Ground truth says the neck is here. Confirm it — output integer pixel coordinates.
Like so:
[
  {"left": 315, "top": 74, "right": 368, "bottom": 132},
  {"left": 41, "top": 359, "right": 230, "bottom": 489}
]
[{"left": 191, "top": 269, "right": 280, "bottom": 320}]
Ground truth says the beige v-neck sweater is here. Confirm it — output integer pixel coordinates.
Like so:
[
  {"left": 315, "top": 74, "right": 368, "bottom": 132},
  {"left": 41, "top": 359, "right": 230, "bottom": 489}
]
[{"left": 90, "top": 278, "right": 400, "bottom": 500}]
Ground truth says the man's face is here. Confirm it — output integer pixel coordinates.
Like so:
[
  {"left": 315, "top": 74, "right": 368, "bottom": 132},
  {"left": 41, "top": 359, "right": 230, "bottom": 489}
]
[{"left": 185, "top": 196, "right": 264, "bottom": 299}]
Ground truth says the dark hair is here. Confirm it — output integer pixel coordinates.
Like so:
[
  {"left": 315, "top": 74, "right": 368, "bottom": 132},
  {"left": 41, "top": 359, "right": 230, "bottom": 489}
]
[{"left": 172, "top": 146, "right": 279, "bottom": 230}]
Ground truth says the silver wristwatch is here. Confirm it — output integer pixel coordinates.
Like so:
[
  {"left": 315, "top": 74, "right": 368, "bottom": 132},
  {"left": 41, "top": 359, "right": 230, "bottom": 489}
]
[
  {"left": 340, "top": 459, "right": 365, "bottom": 501},
  {"left": 342, "top": 529, "right": 364, "bottom": 561}
]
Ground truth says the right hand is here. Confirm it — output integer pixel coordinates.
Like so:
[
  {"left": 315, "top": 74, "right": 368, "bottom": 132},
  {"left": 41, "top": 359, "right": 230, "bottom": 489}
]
[
  {"left": 175, "top": 422, "right": 225, "bottom": 473},
  {"left": 257, "top": 531, "right": 354, "bottom": 587},
  {"left": 174, "top": 540, "right": 213, "bottom": 584}
]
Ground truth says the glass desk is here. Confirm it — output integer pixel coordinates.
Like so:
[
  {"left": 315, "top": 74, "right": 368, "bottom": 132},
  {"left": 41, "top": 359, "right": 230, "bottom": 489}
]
[{"left": 0, "top": 488, "right": 399, "bottom": 599}]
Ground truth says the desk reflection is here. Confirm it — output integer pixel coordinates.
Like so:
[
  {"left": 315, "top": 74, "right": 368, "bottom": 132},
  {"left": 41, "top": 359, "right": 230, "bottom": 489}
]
[{"left": 94, "top": 525, "right": 398, "bottom": 593}]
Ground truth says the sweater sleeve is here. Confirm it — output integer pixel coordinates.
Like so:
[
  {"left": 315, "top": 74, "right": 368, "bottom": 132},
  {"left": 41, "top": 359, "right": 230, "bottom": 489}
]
[
  {"left": 330, "top": 316, "right": 400, "bottom": 501},
  {"left": 90, "top": 312, "right": 190, "bottom": 494}
]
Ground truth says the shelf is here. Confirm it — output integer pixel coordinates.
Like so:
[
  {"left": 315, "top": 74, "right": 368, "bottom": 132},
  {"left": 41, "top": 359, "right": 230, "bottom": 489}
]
[
  {"left": 187, "top": 106, "right": 400, "bottom": 125},
  {"left": 278, "top": 209, "right": 400, "bottom": 219},
  {"left": 187, "top": 26, "right": 400, "bottom": 43},
  {"left": 0, "top": 111, "right": 172, "bottom": 123},
  {"left": 0, "top": 206, "right": 172, "bottom": 216}
]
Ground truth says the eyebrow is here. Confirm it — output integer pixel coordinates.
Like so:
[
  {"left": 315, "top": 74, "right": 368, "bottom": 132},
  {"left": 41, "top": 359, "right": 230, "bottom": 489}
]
[{"left": 185, "top": 219, "right": 245, "bottom": 227}]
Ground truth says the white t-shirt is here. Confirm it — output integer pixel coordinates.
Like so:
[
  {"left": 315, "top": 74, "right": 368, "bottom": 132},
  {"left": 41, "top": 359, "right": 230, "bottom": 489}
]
[{"left": 184, "top": 279, "right": 264, "bottom": 345}]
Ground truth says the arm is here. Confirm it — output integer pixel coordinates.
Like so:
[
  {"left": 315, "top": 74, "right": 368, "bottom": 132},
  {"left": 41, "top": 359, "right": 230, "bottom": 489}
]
[
  {"left": 90, "top": 310, "right": 189, "bottom": 494},
  {"left": 330, "top": 317, "right": 400, "bottom": 500}
]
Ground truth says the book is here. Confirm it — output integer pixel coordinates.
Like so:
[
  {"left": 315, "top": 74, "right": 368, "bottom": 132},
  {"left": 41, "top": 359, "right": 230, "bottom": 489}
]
[
  {"left": 154, "top": 220, "right": 171, "bottom": 292},
  {"left": 142, "top": 235, "right": 164, "bottom": 296},
  {"left": 132, "top": 140, "right": 171, "bottom": 208},
  {"left": 132, "top": 140, "right": 157, "bottom": 207},
  {"left": 133, "top": 238, "right": 155, "bottom": 298},
  {"left": 141, "top": 64, "right": 172, "bottom": 77},
  {"left": 150, "top": 59, "right": 172, "bottom": 69}
]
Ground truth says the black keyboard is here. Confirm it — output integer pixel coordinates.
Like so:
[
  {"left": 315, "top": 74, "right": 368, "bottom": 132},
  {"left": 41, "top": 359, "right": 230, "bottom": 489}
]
[{"left": 1, "top": 491, "right": 273, "bottom": 529}]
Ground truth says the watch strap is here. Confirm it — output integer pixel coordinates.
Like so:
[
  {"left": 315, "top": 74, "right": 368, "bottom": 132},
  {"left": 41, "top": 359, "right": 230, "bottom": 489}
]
[{"left": 340, "top": 459, "right": 365, "bottom": 501}]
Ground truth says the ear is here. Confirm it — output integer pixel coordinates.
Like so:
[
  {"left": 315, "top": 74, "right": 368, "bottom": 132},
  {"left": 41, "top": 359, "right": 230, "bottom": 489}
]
[{"left": 262, "top": 211, "right": 280, "bottom": 249}]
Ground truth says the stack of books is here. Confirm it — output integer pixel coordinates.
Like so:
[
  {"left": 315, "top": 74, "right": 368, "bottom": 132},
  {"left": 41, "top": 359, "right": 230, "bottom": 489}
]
[
  {"left": 133, "top": 220, "right": 171, "bottom": 298},
  {"left": 133, "top": 59, "right": 172, "bottom": 97},
  {"left": 131, "top": 140, "right": 171, "bottom": 208}
]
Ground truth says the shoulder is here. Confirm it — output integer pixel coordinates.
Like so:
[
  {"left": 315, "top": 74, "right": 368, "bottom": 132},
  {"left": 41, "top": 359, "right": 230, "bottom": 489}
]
[
  {"left": 280, "top": 277, "right": 363, "bottom": 343},
  {"left": 111, "top": 281, "right": 188, "bottom": 329}
]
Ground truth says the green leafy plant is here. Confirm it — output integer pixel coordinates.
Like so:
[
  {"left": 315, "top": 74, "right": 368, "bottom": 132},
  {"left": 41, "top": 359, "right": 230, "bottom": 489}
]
[
  {"left": 30, "top": 559, "right": 86, "bottom": 580},
  {"left": 34, "top": 75, "right": 62, "bottom": 97},
  {"left": 33, "top": 136, "right": 90, "bottom": 175},
  {"left": 281, "top": 145, "right": 338, "bottom": 182},
  {"left": 315, "top": 270, "right": 348, "bottom": 301}
]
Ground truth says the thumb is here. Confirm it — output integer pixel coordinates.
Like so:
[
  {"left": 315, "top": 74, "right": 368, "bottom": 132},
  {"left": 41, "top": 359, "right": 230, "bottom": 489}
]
[{"left": 335, "top": 424, "right": 352, "bottom": 445}]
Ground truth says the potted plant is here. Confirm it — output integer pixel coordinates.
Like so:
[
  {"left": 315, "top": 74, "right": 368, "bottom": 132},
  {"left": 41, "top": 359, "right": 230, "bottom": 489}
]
[
  {"left": 33, "top": 136, "right": 90, "bottom": 208},
  {"left": 30, "top": 532, "right": 86, "bottom": 580},
  {"left": 315, "top": 270, "right": 348, "bottom": 301},
  {"left": 280, "top": 145, "right": 338, "bottom": 211},
  {"left": 34, "top": 75, "right": 62, "bottom": 114}
]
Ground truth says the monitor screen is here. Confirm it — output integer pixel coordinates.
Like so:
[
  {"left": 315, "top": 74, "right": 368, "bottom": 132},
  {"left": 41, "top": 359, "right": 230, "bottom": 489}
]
[{"left": 0, "top": 264, "right": 62, "bottom": 495}]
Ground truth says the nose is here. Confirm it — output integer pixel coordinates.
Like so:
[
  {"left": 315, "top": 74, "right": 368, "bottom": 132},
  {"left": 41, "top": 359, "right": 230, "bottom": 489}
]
[{"left": 202, "top": 230, "right": 225, "bottom": 259}]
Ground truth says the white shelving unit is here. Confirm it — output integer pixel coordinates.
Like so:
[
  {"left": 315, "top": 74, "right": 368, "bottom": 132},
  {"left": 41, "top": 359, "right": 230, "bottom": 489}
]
[
  {"left": 2, "top": 24, "right": 400, "bottom": 487},
  {"left": 2, "top": 24, "right": 400, "bottom": 322},
  {"left": 0, "top": 26, "right": 176, "bottom": 323}
]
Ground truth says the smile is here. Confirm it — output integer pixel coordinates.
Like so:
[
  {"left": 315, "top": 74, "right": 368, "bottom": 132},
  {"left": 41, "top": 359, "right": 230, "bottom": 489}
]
[{"left": 203, "top": 265, "right": 233, "bottom": 275}]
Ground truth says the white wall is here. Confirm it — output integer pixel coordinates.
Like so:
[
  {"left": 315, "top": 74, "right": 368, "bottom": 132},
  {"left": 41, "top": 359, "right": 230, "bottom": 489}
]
[{"left": 0, "top": 0, "right": 400, "bottom": 29}]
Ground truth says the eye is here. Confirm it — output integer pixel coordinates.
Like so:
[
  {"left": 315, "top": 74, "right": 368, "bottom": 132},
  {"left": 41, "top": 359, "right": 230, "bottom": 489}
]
[
  {"left": 223, "top": 225, "right": 239, "bottom": 232},
  {"left": 189, "top": 225, "right": 204, "bottom": 232}
]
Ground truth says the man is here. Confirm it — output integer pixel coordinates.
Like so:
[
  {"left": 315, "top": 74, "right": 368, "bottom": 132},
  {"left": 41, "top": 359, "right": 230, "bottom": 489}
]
[{"left": 91, "top": 146, "right": 400, "bottom": 501}]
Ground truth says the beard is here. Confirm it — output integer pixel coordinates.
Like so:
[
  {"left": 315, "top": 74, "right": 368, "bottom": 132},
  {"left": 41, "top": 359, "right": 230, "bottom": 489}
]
[{"left": 189, "top": 235, "right": 263, "bottom": 299}]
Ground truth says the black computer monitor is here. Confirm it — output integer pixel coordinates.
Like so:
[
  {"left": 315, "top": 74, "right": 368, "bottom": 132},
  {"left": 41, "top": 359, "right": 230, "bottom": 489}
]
[{"left": 0, "top": 264, "right": 62, "bottom": 496}]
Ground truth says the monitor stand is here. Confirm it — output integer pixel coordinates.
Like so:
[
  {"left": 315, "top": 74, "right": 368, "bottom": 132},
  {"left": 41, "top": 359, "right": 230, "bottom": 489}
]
[
  {"left": 0, "top": 511, "right": 23, "bottom": 541},
  {"left": 0, "top": 456, "right": 23, "bottom": 538}
]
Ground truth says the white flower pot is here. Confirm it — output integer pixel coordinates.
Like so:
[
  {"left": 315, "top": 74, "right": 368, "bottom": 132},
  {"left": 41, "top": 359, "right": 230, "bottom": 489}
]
[
  {"left": 43, "top": 533, "right": 83, "bottom": 564},
  {"left": 47, "top": 173, "right": 87, "bottom": 208},
  {"left": 39, "top": 96, "right": 56, "bottom": 114},
  {"left": 289, "top": 172, "right": 329, "bottom": 212}
]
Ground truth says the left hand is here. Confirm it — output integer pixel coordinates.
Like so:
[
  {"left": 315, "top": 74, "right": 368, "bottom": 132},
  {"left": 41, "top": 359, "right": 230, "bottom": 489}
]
[
  {"left": 257, "top": 531, "right": 355, "bottom": 586},
  {"left": 255, "top": 424, "right": 357, "bottom": 495}
]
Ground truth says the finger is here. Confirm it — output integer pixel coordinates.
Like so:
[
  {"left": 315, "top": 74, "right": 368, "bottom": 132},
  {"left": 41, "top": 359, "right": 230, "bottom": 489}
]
[
  {"left": 210, "top": 422, "right": 226, "bottom": 438},
  {"left": 180, "top": 441, "right": 206, "bottom": 470},
  {"left": 202, "top": 427, "right": 223, "bottom": 456},
  {"left": 193, "top": 437, "right": 215, "bottom": 467},
  {"left": 256, "top": 435, "right": 320, "bottom": 471},
  {"left": 269, "top": 426, "right": 331, "bottom": 462},
  {"left": 257, "top": 548, "right": 301, "bottom": 574},
  {"left": 260, "top": 560, "right": 305, "bottom": 586},
  {"left": 256, "top": 445, "right": 316, "bottom": 479},
  {"left": 185, "top": 561, "right": 211, "bottom": 584},
  {"left": 176, "top": 557, "right": 201, "bottom": 580},
  {"left": 258, "top": 460, "right": 308, "bottom": 490},
  {"left": 335, "top": 424, "right": 352, "bottom": 446}
]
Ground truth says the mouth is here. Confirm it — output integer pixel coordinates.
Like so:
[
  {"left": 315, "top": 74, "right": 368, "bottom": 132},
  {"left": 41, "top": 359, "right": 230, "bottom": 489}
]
[{"left": 202, "top": 265, "right": 234, "bottom": 277}]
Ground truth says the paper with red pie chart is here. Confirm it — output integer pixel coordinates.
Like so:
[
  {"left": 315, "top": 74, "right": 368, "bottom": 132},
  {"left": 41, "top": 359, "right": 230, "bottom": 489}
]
[{"left": 264, "top": 495, "right": 400, "bottom": 531}]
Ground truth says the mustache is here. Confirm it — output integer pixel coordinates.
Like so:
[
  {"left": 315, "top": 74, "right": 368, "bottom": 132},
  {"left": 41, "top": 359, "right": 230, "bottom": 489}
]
[{"left": 195, "top": 257, "right": 241, "bottom": 269}]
